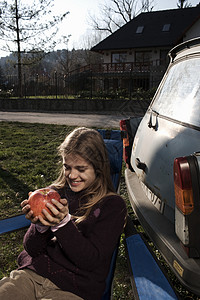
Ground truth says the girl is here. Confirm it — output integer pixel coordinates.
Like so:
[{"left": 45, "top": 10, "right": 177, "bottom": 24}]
[{"left": 0, "top": 127, "right": 127, "bottom": 300}]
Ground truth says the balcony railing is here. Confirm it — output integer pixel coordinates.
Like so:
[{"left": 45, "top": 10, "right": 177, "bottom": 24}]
[{"left": 69, "top": 60, "right": 168, "bottom": 76}]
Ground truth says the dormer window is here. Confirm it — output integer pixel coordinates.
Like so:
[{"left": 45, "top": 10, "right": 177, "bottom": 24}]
[
  {"left": 162, "top": 24, "right": 171, "bottom": 32},
  {"left": 136, "top": 26, "right": 144, "bottom": 34}
]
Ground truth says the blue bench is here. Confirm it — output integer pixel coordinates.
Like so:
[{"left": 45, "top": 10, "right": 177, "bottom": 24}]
[
  {"left": 0, "top": 214, "right": 31, "bottom": 235},
  {"left": 124, "top": 216, "right": 179, "bottom": 300},
  {"left": 98, "top": 129, "right": 123, "bottom": 191}
]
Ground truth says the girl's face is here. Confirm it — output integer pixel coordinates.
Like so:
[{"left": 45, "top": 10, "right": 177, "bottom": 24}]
[{"left": 63, "top": 154, "right": 96, "bottom": 192}]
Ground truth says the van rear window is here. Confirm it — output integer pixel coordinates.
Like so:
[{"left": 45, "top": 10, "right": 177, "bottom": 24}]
[{"left": 152, "top": 57, "right": 200, "bottom": 127}]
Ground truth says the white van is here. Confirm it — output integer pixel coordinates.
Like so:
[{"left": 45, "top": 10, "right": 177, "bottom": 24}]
[{"left": 120, "top": 37, "right": 200, "bottom": 295}]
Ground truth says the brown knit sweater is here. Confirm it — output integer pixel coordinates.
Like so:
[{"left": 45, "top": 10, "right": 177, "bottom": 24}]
[{"left": 17, "top": 188, "right": 127, "bottom": 300}]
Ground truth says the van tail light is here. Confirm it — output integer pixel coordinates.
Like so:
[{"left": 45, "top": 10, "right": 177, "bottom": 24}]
[
  {"left": 173, "top": 157, "right": 194, "bottom": 215},
  {"left": 120, "top": 119, "right": 129, "bottom": 164},
  {"left": 120, "top": 117, "right": 142, "bottom": 171},
  {"left": 120, "top": 119, "right": 134, "bottom": 171},
  {"left": 174, "top": 154, "right": 200, "bottom": 258}
]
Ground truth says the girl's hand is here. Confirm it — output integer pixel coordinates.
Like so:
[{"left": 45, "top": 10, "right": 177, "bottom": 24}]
[
  {"left": 21, "top": 194, "right": 69, "bottom": 226},
  {"left": 37, "top": 198, "right": 69, "bottom": 226},
  {"left": 21, "top": 198, "right": 39, "bottom": 224}
]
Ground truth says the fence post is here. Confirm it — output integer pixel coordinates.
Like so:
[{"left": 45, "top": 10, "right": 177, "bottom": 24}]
[
  {"left": 55, "top": 71, "right": 57, "bottom": 99},
  {"left": 35, "top": 74, "right": 38, "bottom": 97},
  {"left": 90, "top": 71, "right": 93, "bottom": 99},
  {"left": 24, "top": 73, "right": 26, "bottom": 99}
]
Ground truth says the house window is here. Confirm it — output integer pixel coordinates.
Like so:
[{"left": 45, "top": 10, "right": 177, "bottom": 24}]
[
  {"left": 135, "top": 51, "right": 151, "bottom": 65},
  {"left": 112, "top": 52, "right": 127, "bottom": 63},
  {"left": 136, "top": 26, "right": 144, "bottom": 34},
  {"left": 162, "top": 24, "right": 171, "bottom": 32}
]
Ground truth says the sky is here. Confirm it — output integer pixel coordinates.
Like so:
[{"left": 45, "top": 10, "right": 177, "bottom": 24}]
[
  {"left": 54, "top": 0, "right": 200, "bottom": 51},
  {"left": 0, "top": 0, "right": 200, "bottom": 57}
]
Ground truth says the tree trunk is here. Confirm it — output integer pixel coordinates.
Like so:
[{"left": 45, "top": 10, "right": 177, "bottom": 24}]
[{"left": 15, "top": 0, "right": 22, "bottom": 97}]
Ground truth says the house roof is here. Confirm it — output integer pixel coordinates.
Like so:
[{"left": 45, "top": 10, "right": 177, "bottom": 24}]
[{"left": 91, "top": 6, "right": 200, "bottom": 52}]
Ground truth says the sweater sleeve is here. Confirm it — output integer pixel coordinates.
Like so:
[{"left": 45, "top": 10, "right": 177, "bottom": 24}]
[
  {"left": 23, "top": 223, "right": 53, "bottom": 257},
  {"left": 53, "top": 195, "right": 127, "bottom": 271}
]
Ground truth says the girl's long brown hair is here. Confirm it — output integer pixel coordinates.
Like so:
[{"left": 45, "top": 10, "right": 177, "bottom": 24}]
[{"left": 53, "top": 127, "right": 116, "bottom": 223}]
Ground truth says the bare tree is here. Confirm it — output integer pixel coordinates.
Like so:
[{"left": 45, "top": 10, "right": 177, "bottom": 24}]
[
  {"left": 0, "top": 0, "right": 69, "bottom": 96},
  {"left": 177, "top": 0, "right": 191, "bottom": 8},
  {"left": 88, "top": 0, "right": 154, "bottom": 35}
]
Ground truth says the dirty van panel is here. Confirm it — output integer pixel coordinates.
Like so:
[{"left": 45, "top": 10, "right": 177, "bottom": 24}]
[{"left": 130, "top": 112, "right": 200, "bottom": 223}]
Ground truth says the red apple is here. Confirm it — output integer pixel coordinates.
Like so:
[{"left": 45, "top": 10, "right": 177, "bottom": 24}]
[{"left": 28, "top": 188, "right": 61, "bottom": 218}]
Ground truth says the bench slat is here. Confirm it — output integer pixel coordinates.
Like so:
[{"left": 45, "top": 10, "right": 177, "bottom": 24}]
[
  {"left": 126, "top": 233, "right": 178, "bottom": 300},
  {"left": 0, "top": 215, "right": 31, "bottom": 235}
]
